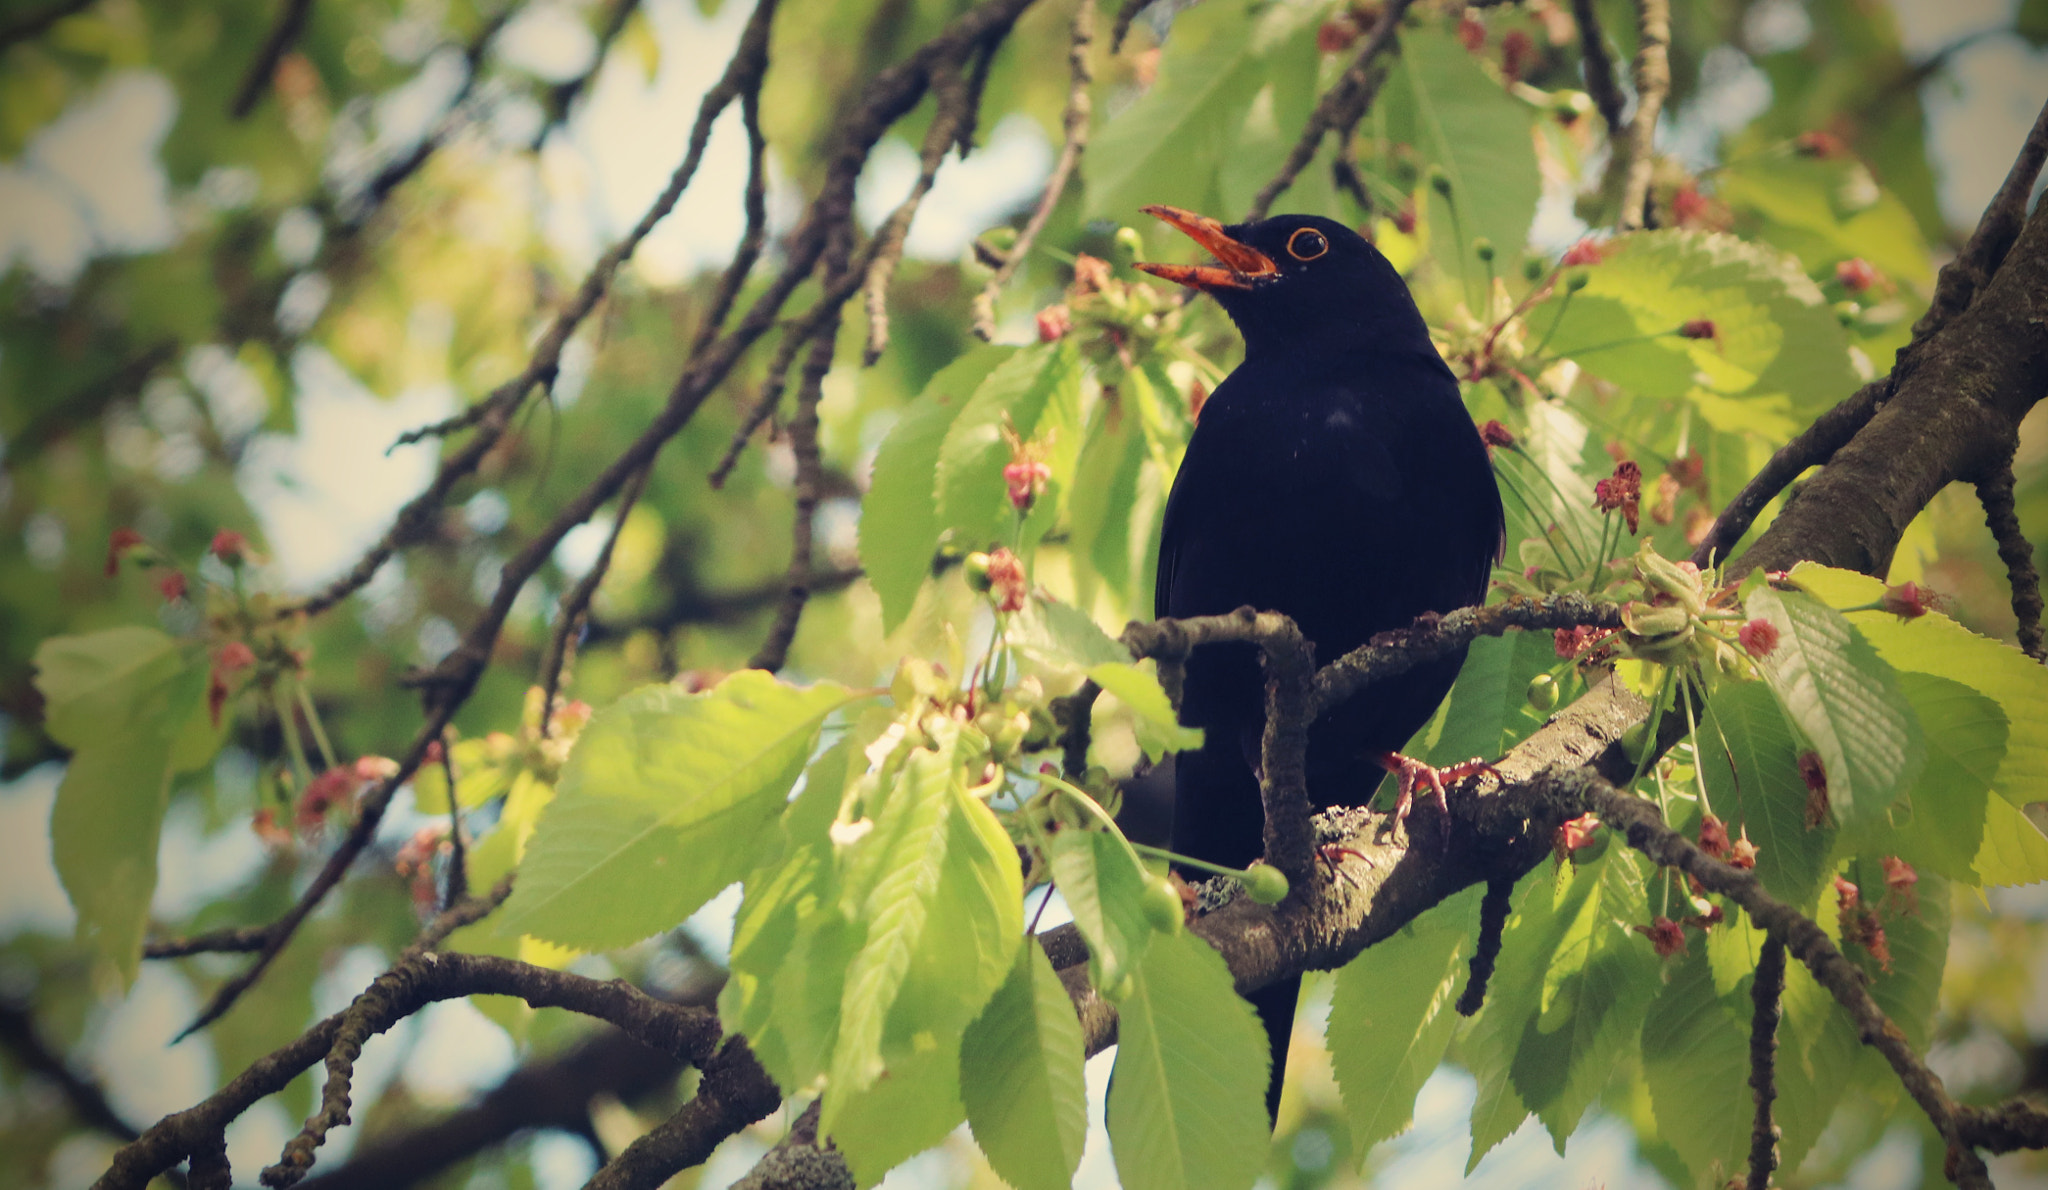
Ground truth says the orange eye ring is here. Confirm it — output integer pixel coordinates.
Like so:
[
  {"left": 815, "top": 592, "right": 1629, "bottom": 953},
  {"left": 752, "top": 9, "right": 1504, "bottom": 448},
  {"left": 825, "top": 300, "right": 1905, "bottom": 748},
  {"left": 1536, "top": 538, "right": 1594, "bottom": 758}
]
[{"left": 1287, "top": 227, "right": 1329, "bottom": 261}]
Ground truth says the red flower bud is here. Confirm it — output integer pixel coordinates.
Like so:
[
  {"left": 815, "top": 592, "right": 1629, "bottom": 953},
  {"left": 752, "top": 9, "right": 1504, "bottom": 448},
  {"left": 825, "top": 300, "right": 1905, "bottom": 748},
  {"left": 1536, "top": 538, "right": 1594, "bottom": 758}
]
[
  {"left": 984, "top": 547, "right": 1028, "bottom": 613},
  {"left": 1833, "top": 874, "right": 1860, "bottom": 913},
  {"left": 156, "top": 571, "right": 188, "bottom": 603},
  {"left": 1316, "top": 17, "right": 1360, "bottom": 53},
  {"left": 1457, "top": 13, "right": 1485, "bottom": 52},
  {"left": 1835, "top": 257, "right": 1879, "bottom": 293},
  {"left": 1879, "top": 580, "right": 1941, "bottom": 619},
  {"left": 1795, "top": 130, "right": 1847, "bottom": 158},
  {"left": 1593, "top": 460, "right": 1642, "bottom": 533},
  {"left": 1558, "top": 812, "right": 1601, "bottom": 852},
  {"left": 105, "top": 528, "right": 145, "bottom": 576},
  {"left": 1005, "top": 459, "right": 1052, "bottom": 511},
  {"left": 1729, "top": 834, "right": 1759, "bottom": 870},
  {"left": 1678, "top": 319, "right": 1717, "bottom": 340},
  {"left": 1699, "top": 814, "right": 1731, "bottom": 860},
  {"left": 1671, "top": 183, "right": 1709, "bottom": 226},
  {"left": 1635, "top": 916, "right": 1686, "bottom": 957},
  {"left": 1478, "top": 419, "right": 1516, "bottom": 450},
  {"left": 1560, "top": 239, "right": 1604, "bottom": 267},
  {"left": 216, "top": 640, "right": 257, "bottom": 674},
  {"left": 1500, "top": 29, "right": 1534, "bottom": 82},
  {"left": 1392, "top": 201, "right": 1417, "bottom": 236},
  {"left": 1035, "top": 304, "right": 1071, "bottom": 343},
  {"left": 1070, "top": 254, "right": 1112, "bottom": 296},
  {"left": 210, "top": 529, "right": 251, "bottom": 566},
  {"left": 1738, "top": 617, "right": 1779, "bottom": 658}
]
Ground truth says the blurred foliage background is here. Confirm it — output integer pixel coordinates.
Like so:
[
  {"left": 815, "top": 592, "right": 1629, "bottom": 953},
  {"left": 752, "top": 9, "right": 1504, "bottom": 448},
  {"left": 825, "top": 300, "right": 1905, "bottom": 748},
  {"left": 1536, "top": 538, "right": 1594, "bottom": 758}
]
[{"left": 2, "top": 0, "right": 2047, "bottom": 1185}]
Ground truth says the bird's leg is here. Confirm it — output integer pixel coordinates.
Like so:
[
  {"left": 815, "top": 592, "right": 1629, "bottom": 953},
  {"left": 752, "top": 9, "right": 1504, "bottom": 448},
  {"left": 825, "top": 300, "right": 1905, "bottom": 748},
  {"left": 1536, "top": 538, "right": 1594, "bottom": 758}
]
[{"left": 1376, "top": 752, "right": 1497, "bottom": 843}]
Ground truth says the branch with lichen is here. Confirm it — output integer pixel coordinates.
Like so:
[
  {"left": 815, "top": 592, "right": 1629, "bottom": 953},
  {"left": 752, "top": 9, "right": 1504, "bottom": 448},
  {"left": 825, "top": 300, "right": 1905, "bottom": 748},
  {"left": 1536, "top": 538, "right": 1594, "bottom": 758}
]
[
  {"left": 1976, "top": 461, "right": 2045, "bottom": 660},
  {"left": 1614, "top": 0, "right": 1669, "bottom": 231}
]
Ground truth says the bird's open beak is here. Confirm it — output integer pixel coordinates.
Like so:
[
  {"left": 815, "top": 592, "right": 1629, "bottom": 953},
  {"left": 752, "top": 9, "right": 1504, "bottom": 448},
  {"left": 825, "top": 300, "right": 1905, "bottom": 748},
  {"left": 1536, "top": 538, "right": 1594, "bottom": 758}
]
[{"left": 1133, "top": 205, "right": 1279, "bottom": 292}]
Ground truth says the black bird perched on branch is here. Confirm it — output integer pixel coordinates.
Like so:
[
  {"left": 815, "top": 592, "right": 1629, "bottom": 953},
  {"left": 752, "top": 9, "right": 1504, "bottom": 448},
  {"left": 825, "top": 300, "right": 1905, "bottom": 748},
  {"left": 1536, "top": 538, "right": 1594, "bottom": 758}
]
[{"left": 1135, "top": 206, "right": 1504, "bottom": 1119}]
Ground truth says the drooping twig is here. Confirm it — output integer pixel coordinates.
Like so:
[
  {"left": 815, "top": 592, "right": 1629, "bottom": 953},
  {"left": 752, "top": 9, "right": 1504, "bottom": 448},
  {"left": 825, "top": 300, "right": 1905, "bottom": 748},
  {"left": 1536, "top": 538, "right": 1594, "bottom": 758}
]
[
  {"left": 970, "top": 0, "right": 1094, "bottom": 341},
  {"left": 748, "top": 236, "right": 848, "bottom": 673},
  {"left": 1748, "top": 932, "right": 1786, "bottom": 1190},
  {"left": 346, "top": 8, "right": 513, "bottom": 224},
  {"left": 1570, "top": 0, "right": 1627, "bottom": 139},
  {"left": 438, "top": 731, "right": 468, "bottom": 906},
  {"left": 1243, "top": 0, "right": 1417, "bottom": 222},
  {"left": 296, "top": 0, "right": 783, "bottom": 619},
  {"left": 1615, "top": 0, "right": 1669, "bottom": 231},
  {"left": 860, "top": 65, "right": 976, "bottom": 363},
  {"left": 686, "top": 81, "right": 771, "bottom": 359},
  {"left": 1914, "top": 94, "right": 2048, "bottom": 339},
  {"left": 1054, "top": 678, "right": 1102, "bottom": 778},
  {"left": 1976, "top": 461, "right": 2046, "bottom": 660},
  {"left": 229, "top": 0, "right": 316, "bottom": 118},
  {"left": 146, "top": 923, "right": 274, "bottom": 959},
  {"left": 1456, "top": 876, "right": 1514, "bottom": 1015},
  {"left": 539, "top": 463, "right": 654, "bottom": 730}
]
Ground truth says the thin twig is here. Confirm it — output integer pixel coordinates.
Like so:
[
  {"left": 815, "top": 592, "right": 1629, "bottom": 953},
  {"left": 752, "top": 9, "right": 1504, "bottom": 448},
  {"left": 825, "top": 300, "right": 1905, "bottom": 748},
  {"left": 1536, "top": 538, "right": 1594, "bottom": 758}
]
[
  {"left": 1107, "top": 0, "right": 1155, "bottom": 52},
  {"left": 146, "top": 923, "right": 274, "bottom": 959},
  {"left": 0, "top": 1000, "right": 141, "bottom": 1141},
  {"left": 295, "top": 0, "right": 783, "bottom": 619},
  {"left": 439, "top": 731, "right": 467, "bottom": 906},
  {"left": 686, "top": 82, "right": 771, "bottom": 359},
  {"left": 539, "top": 463, "right": 654, "bottom": 730},
  {"left": 346, "top": 8, "right": 513, "bottom": 223},
  {"left": 1570, "top": 0, "right": 1626, "bottom": 139},
  {"left": 229, "top": 0, "right": 316, "bottom": 118},
  {"left": 1615, "top": 0, "right": 1669, "bottom": 231},
  {"left": 857, "top": 64, "right": 975, "bottom": 363},
  {"left": 970, "top": 0, "right": 1093, "bottom": 341},
  {"left": 1688, "top": 379, "right": 1891, "bottom": 569},
  {"left": 1244, "top": 0, "right": 1416, "bottom": 222},
  {"left": 1977, "top": 461, "right": 2046, "bottom": 660},
  {"left": 1748, "top": 932, "right": 1786, "bottom": 1190}
]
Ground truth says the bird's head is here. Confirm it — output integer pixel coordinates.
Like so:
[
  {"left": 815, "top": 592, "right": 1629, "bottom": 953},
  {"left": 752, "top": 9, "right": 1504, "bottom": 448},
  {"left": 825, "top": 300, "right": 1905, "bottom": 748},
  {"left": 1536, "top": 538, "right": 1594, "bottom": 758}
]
[{"left": 1133, "top": 206, "right": 1427, "bottom": 358}]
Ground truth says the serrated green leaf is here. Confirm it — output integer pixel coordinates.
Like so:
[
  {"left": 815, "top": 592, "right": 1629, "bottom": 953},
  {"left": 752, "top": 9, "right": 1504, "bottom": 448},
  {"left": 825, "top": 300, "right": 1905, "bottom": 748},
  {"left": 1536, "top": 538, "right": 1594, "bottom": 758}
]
[
  {"left": 1417, "top": 630, "right": 1558, "bottom": 767},
  {"left": 1107, "top": 930, "right": 1271, "bottom": 1190},
  {"left": 961, "top": 941, "right": 1089, "bottom": 1190},
  {"left": 1717, "top": 154, "right": 1934, "bottom": 289},
  {"left": 1511, "top": 850, "right": 1658, "bottom": 1151},
  {"left": 1087, "top": 662, "right": 1202, "bottom": 760},
  {"left": 861, "top": 347, "right": 1009, "bottom": 631},
  {"left": 1787, "top": 562, "right": 2048, "bottom": 814},
  {"left": 1641, "top": 948, "right": 1751, "bottom": 1188},
  {"left": 1328, "top": 886, "right": 1477, "bottom": 1161},
  {"left": 1540, "top": 230, "right": 1857, "bottom": 426},
  {"left": 1697, "top": 679, "right": 1835, "bottom": 908},
  {"left": 36, "top": 626, "right": 212, "bottom": 988},
  {"left": 1046, "top": 823, "right": 1153, "bottom": 995},
  {"left": 1011, "top": 593, "right": 1129, "bottom": 671},
  {"left": 1381, "top": 28, "right": 1542, "bottom": 269},
  {"left": 1839, "top": 673, "right": 2001, "bottom": 886},
  {"left": 1974, "top": 796, "right": 2048, "bottom": 887},
  {"left": 1743, "top": 584, "right": 1925, "bottom": 827},
  {"left": 500, "top": 672, "right": 861, "bottom": 950},
  {"left": 935, "top": 341, "right": 1080, "bottom": 552},
  {"left": 830, "top": 1032, "right": 968, "bottom": 1189},
  {"left": 1845, "top": 855, "right": 1948, "bottom": 1051}
]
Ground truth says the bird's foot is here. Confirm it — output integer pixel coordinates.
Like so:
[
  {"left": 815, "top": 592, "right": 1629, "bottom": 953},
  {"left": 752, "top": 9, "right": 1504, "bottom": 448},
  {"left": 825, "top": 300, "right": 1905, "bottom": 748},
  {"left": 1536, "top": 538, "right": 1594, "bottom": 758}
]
[
  {"left": 1377, "top": 753, "right": 1497, "bottom": 844},
  {"left": 1317, "top": 844, "right": 1372, "bottom": 886}
]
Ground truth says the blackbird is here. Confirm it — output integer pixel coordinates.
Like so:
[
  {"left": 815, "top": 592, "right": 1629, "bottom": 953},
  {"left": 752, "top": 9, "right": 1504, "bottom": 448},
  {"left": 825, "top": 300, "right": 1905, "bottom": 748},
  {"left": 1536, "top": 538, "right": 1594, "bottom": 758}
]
[{"left": 1135, "top": 206, "right": 1504, "bottom": 1119}]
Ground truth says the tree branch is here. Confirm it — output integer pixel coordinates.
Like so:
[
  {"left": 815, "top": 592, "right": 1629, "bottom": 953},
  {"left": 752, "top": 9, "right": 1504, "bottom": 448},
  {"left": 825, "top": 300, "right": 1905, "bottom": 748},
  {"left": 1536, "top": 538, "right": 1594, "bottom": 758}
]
[
  {"left": 1748, "top": 932, "right": 1785, "bottom": 1190},
  {"left": 230, "top": 0, "right": 316, "bottom": 118},
  {"left": 0, "top": 0, "right": 94, "bottom": 52},
  {"left": 1243, "top": 0, "right": 1416, "bottom": 222},
  {"left": 1570, "top": 0, "right": 1626, "bottom": 141},
  {"left": 1976, "top": 460, "right": 2046, "bottom": 660},
  {"left": 971, "top": 0, "right": 1093, "bottom": 341},
  {"left": 1615, "top": 0, "right": 1669, "bottom": 231}
]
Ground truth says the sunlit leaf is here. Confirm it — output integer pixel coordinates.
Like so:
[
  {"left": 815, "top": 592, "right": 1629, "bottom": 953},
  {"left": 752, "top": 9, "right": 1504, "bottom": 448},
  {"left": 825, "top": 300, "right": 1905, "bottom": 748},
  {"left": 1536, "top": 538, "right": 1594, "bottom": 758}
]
[{"left": 960, "top": 942, "right": 1089, "bottom": 1190}]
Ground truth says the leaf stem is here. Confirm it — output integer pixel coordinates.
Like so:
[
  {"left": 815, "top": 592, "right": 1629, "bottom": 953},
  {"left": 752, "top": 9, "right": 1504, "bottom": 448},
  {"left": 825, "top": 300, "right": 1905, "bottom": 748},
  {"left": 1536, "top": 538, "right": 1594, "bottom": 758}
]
[{"left": 295, "top": 678, "right": 340, "bottom": 773}]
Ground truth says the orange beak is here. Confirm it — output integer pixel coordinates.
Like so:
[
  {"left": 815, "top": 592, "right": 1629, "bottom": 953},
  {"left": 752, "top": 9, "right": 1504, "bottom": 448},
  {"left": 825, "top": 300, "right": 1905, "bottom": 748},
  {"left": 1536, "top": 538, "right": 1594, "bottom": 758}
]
[{"left": 1132, "top": 205, "right": 1279, "bottom": 292}]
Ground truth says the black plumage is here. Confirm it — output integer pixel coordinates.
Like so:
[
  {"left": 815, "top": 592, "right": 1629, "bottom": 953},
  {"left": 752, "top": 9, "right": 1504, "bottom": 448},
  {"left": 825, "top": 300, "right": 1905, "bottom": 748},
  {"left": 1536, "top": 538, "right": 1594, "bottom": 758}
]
[{"left": 1136, "top": 207, "right": 1504, "bottom": 1120}]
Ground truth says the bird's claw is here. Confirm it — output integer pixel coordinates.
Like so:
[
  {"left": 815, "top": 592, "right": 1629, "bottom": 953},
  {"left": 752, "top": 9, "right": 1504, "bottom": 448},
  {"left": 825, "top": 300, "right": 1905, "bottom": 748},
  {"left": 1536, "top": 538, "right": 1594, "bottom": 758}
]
[
  {"left": 1377, "top": 752, "right": 1496, "bottom": 844},
  {"left": 1317, "top": 844, "right": 1371, "bottom": 886}
]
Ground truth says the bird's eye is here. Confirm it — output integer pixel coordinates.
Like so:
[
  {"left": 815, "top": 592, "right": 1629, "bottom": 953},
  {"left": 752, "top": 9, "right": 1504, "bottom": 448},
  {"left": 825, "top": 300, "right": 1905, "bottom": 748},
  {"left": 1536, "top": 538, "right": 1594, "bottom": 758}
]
[{"left": 1287, "top": 228, "right": 1328, "bottom": 261}]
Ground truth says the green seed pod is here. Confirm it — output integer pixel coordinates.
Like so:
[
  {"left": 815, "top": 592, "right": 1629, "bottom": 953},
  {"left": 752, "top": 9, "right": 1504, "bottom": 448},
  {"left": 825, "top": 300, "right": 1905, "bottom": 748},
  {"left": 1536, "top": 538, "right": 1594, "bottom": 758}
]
[
  {"left": 1142, "top": 877, "right": 1186, "bottom": 933},
  {"left": 1427, "top": 166, "right": 1452, "bottom": 197},
  {"left": 1473, "top": 237, "right": 1495, "bottom": 263},
  {"left": 1523, "top": 257, "right": 1546, "bottom": 282},
  {"left": 1098, "top": 968, "right": 1136, "bottom": 1003},
  {"left": 963, "top": 551, "right": 994, "bottom": 592},
  {"left": 1566, "top": 271, "right": 1591, "bottom": 293},
  {"left": 1526, "top": 672, "right": 1559, "bottom": 712},
  {"left": 1242, "top": 862, "right": 1291, "bottom": 905}
]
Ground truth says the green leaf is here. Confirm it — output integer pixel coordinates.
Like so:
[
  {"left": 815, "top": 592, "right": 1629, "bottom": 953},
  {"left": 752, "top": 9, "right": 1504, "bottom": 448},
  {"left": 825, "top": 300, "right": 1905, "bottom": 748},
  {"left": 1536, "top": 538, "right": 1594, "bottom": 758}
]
[
  {"left": 1011, "top": 593, "right": 1130, "bottom": 671},
  {"left": 1085, "top": 0, "right": 1321, "bottom": 221},
  {"left": 960, "top": 942, "right": 1089, "bottom": 1190},
  {"left": 1067, "top": 387, "right": 1149, "bottom": 614},
  {"left": 1086, "top": 662, "right": 1202, "bottom": 761},
  {"left": 1787, "top": 562, "right": 2048, "bottom": 814},
  {"left": 1716, "top": 153, "right": 1934, "bottom": 289},
  {"left": 1508, "top": 850, "right": 1658, "bottom": 1151},
  {"left": 861, "top": 347, "right": 1009, "bottom": 631},
  {"left": 1327, "top": 886, "right": 1477, "bottom": 1160},
  {"left": 500, "top": 672, "right": 862, "bottom": 950},
  {"left": 36, "top": 627, "right": 212, "bottom": 988},
  {"left": 829, "top": 1035, "right": 969, "bottom": 1188},
  {"left": 1845, "top": 855, "right": 1949, "bottom": 1052},
  {"left": 1046, "top": 823, "right": 1153, "bottom": 996},
  {"left": 935, "top": 341, "right": 1080, "bottom": 553},
  {"left": 1640, "top": 948, "right": 1751, "bottom": 1188},
  {"left": 1697, "top": 680, "right": 1835, "bottom": 908},
  {"left": 1974, "top": 796, "right": 2048, "bottom": 887},
  {"left": 1107, "top": 930, "right": 1271, "bottom": 1190},
  {"left": 1540, "top": 231, "right": 1857, "bottom": 426},
  {"left": 1743, "top": 584, "right": 1924, "bottom": 828},
  {"left": 1381, "top": 28, "right": 1542, "bottom": 269},
  {"left": 1416, "top": 630, "right": 1558, "bottom": 767},
  {"left": 1838, "top": 673, "right": 2001, "bottom": 886},
  {"left": 824, "top": 731, "right": 1022, "bottom": 1133}
]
